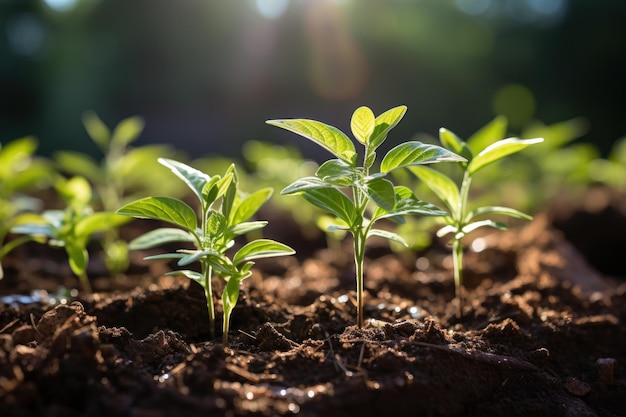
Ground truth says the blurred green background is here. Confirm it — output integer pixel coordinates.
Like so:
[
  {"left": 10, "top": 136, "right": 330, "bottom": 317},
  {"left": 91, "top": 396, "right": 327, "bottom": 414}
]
[{"left": 1, "top": 0, "right": 625, "bottom": 160}]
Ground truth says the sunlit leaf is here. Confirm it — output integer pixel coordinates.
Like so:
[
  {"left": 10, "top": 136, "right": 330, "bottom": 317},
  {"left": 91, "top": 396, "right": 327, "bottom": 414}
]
[
  {"left": 158, "top": 158, "right": 210, "bottom": 202},
  {"left": 178, "top": 249, "right": 220, "bottom": 266},
  {"left": 82, "top": 111, "right": 111, "bottom": 151},
  {"left": 111, "top": 115, "right": 145, "bottom": 147},
  {"left": 228, "top": 221, "right": 268, "bottom": 237},
  {"left": 467, "top": 115, "right": 508, "bottom": 155},
  {"left": 316, "top": 159, "right": 356, "bottom": 187},
  {"left": 129, "top": 228, "right": 195, "bottom": 250},
  {"left": 76, "top": 212, "right": 130, "bottom": 238},
  {"left": 439, "top": 128, "right": 473, "bottom": 162},
  {"left": 233, "top": 239, "right": 295, "bottom": 265},
  {"left": 266, "top": 119, "right": 357, "bottom": 165},
  {"left": 66, "top": 242, "right": 88, "bottom": 276},
  {"left": 166, "top": 269, "right": 204, "bottom": 284},
  {"left": 300, "top": 187, "right": 356, "bottom": 226},
  {"left": 409, "top": 166, "right": 460, "bottom": 216},
  {"left": 281, "top": 177, "right": 331, "bottom": 194},
  {"left": 364, "top": 177, "right": 395, "bottom": 210},
  {"left": 370, "top": 105, "right": 407, "bottom": 149},
  {"left": 117, "top": 196, "right": 197, "bottom": 232},
  {"left": 468, "top": 137, "right": 543, "bottom": 176},
  {"left": 351, "top": 106, "right": 375, "bottom": 144},
  {"left": 380, "top": 141, "right": 466, "bottom": 174},
  {"left": 464, "top": 206, "right": 532, "bottom": 223},
  {"left": 461, "top": 219, "right": 508, "bottom": 234},
  {"left": 230, "top": 188, "right": 272, "bottom": 224},
  {"left": 367, "top": 228, "right": 408, "bottom": 247},
  {"left": 54, "top": 151, "right": 102, "bottom": 184}
]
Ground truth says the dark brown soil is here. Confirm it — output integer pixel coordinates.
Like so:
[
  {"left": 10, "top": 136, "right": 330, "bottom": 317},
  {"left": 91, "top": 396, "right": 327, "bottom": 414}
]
[{"left": 1, "top": 188, "right": 625, "bottom": 416}]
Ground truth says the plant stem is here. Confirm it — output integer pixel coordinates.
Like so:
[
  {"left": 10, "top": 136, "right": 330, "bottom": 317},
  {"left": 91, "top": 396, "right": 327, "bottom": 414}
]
[
  {"left": 78, "top": 272, "right": 92, "bottom": 293},
  {"left": 452, "top": 238, "right": 463, "bottom": 318},
  {"left": 353, "top": 231, "right": 365, "bottom": 328},
  {"left": 203, "top": 262, "right": 216, "bottom": 340}
]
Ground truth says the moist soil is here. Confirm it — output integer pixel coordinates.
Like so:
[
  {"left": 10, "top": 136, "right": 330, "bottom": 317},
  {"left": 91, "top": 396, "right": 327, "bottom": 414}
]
[{"left": 1, "top": 187, "right": 625, "bottom": 417}]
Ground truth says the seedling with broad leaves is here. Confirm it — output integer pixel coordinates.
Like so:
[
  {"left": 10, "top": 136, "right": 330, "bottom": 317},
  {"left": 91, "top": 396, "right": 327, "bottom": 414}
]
[
  {"left": 267, "top": 105, "right": 466, "bottom": 328},
  {"left": 116, "top": 158, "right": 294, "bottom": 344},
  {"left": 410, "top": 123, "right": 543, "bottom": 317},
  {"left": 11, "top": 176, "right": 130, "bottom": 293}
]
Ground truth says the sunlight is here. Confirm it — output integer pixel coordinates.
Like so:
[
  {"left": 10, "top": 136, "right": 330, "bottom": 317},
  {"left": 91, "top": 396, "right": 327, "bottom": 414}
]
[
  {"left": 255, "top": 0, "right": 289, "bottom": 20},
  {"left": 42, "top": 0, "right": 79, "bottom": 12}
]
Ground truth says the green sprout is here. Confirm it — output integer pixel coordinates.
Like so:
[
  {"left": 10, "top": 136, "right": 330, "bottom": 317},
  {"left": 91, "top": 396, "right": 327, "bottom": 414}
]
[
  {"left": 0, "top": 136, "right": 54, "bottom": 279},
  {"left": 11, "top": 176, "right": 130, "bottom": 293},
  {"left": 116, "top": 158, "right": 294, "bottom": 343},
  {"left": 55, "top": 112, "right": 181, "bottom": 274},
  {"left": 267, "top": 105, "right": 466, "bottom": 328},
  {"left": 410, "top": 127, "right": 543, "bottom": 318}
]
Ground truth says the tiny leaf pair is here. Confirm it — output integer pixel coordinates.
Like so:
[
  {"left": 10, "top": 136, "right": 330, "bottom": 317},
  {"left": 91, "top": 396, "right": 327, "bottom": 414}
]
[
  {"left": 410, "top": 117, "right": 543, "bottom": 317},
  {"left": 267, "top": 105, "right": 466, "bottom": 328},
  {"left": 116, "top": 158, "right": 294, "bottom": 344}
]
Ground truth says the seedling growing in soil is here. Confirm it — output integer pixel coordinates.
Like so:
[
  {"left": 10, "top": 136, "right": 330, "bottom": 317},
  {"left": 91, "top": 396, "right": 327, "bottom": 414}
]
[
  {"left": 11, "top": 176, "right": 130, "bottom": 293},
  {"left": 0, "top": 137, "right": 53, "bottom": 278},
  {"left": 267, "top": 105, "right": 466, "bottom": 328},
  {"left": 116, "top": 159, "right": 294, "bottom": 343},
  {"left": 410, "top": 127, "right": 543, "bottom": 317},
  {"left": 55, "top": 112, "right": 181, "bottom": 274}
]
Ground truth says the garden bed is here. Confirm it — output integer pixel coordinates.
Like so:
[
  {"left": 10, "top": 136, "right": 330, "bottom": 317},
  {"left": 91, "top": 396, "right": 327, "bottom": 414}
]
[{"left": 1, "top": 189, "right": 625, "bottom": 417}]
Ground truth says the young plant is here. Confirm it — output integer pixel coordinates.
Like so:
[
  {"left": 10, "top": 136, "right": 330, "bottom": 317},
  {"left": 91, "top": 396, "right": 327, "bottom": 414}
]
[
  {"left": 116, "top": 158, "right": 294, "bottom": 343},
  {"left": 11, "top": 176, "right": 130, "bottom": 293},
  {"left": 55, "top": 112, "right": 181, "bottom": 274},
  {"left": 267, "top": 105, "right": 466, "bottom": 328},
  {"left": 410, "top": 127, "right": 543, "bottom": 317},
  {"left": 0, "top": 137, "right": 54, "bottom": 278}
]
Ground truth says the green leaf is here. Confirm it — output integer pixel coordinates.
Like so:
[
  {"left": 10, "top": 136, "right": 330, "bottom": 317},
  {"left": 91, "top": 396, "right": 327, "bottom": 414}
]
[
  {"left": 364, "top": 177, "right": 395, "bottom": 210},
  {"left": 468, "top": 137, "right": 543, "bottom": 176},
  {"left": 66, "top": 242, "right": 88, "bottom": 276},
  {"left": 75, "top": 212, "right": 130, "bottom": 238},
  {"left": 467, "top": 115, "right": 508, "bottom": 155},
  {"left": 165, "top": 270, "right": 204, "bottom": 285},
  {"left": 158, "top": 158, "right": 210, "bottom": 202},
  {"left": 230, "top": 188, "right": 272, "bottom": 224},
  {"left": 367, "top": 229, "right": 408, "bottom": 247},
  {"left": 300, "top": 188, "right": 357, "bottom": 226},
  {"left": 222, "top": 274, "right": 243, "bottom": 336},
  {"left": 409, "top": 166, "right": 460, "bottom": 216},
  {"left": 128, "top": 228, "right": 196, "bottom": 250},
  {"left": 465, "top": 206, "right": 532, "bottom": 223},
  {"left": 221, "top": 165, "right": 238, "bottom": 221},
  {"left": 57, "top": 176, "right": 92, "bottom": 206},
  {"left": 369, "top": 105, "right": 407, "bottom": 149},
  {"left": 11, "top": 223, "right": 54, "bottom": 238},
  {"left": 233, "top": 239, "right": 295, "bottom": 265},
  {"left": 143, "top": 253, "right": 185, "bottom": 261},
  {"left": 82, "top": 112, "right": 111, "bottom": 151},
  {"left": 54, "top": 151, "right": 102, "bottom": 183},
  {"left": 0, "top": 137, "right": 37, "bottom": 180},
  {"left": 117, "top": 196, "right": 197, "bottom": 232},
  {"left": 206, "top": 212, "right": 227, "bottom": 235},
  {"left": 178, "top": 249, "right": 220, "bottom": 266},
  {"left": 316, "top": 159, "right": 356, "bottom": 187},
  {"left": 281, "top": 177, "right": 331, "bottom": 195},
  {"left": 111, "top": 115, "right": 144, "bottom": 147},
  {"left": 461, "top": 220, "right": 508, "bottom": 234},
  {"left": 351, "top": 106, "right": 375, "bottom": 144},
  {"left": 228, "top": 221, "right": 268, "bottom": 237},
  {"left": 374, "top": 199, "right": 447, "bottom": 221},
  {"left": 380, "top": 141, "right": 466, "bottom": 174},
  {"left": 439, "top": 128, "right": 473, "bottom": 162},
  {"left": 266, "top": 119, "right": 357, "bottom": 165}
]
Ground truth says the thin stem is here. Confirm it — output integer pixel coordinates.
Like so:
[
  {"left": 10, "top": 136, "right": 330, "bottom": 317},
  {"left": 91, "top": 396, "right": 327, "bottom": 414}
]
[
  {"left": 452, "top": 238, "right": 463, "bottom": 319},
  {"left": 78, "top": 272, "right": 93, "bottom": 294},
  {"left": 353, "top": 231, "right": 365, "bottom": 328},
  {"left": 203, "top": 262, "right": 216, "bottom": 340}
]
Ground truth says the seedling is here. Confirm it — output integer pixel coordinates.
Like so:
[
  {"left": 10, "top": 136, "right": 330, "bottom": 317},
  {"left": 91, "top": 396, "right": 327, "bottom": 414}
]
[
  {"left": 0, "top": 137, "right": 54, "bottom": 279},
  {"left": 410, "top": 126, "right": 543, "bottom": 317},
  {"left": 116, "top": 158, "right": 294, "bottom": 343},
  {"left": 11, "top": 176, "right": 130, "bottom": 293},
  {"left": 267, "top": 105, "right": 466, "bottom": 328},
  {"left": 55, "top": 112, "right": 181, "bottom": 274}
]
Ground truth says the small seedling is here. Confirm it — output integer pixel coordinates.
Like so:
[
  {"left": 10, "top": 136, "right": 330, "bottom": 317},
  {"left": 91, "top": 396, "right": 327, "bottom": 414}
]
[
  {"left": 11, "top": 176, "right": 129, "bottom": 292},
  {"left": 116, "top": 158, "right": 294, "bottom": 343},
  {"left": 410, "top": 127, "right": 543, "bottom": 317},
  {"left": 0, "top": 137, "right": 54, "bottom": 278},
  {"left": 55, "top": 112, "right": 181, "bottom": 274},
  {"left": 267, "top": 105, "right": 466, "bottom": 328}
]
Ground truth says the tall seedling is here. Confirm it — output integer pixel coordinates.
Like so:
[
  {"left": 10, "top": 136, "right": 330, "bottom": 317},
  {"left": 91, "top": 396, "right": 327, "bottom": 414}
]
[
  {"left": 267, "top": 106, "right": 466, "bottom": 328},
  {"left": 410, "top": 124, "right": 543, "bottom": 317},
  {"left": 117, "top": 159, "right": 294, "bottom": 343}
]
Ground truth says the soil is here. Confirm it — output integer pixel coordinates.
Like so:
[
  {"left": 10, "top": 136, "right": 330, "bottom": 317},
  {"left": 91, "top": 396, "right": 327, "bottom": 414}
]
[{"left": 1, "top": 186, "right": 625, "bottom": 417}]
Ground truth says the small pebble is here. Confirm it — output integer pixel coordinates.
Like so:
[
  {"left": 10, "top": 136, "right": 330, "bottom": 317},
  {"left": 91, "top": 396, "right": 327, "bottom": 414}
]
[
  {"left": 596, "top": 358, "right": 617, "bottom": 385},
  {"left": 564, "top": 377, "right": 591, "bottom": 397}
]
